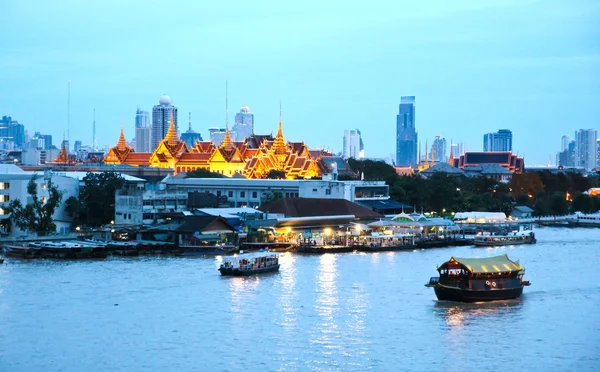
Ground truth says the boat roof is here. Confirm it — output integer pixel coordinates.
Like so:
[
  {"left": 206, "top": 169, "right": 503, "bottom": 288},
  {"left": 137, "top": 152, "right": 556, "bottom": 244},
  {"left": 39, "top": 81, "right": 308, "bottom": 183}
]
[{"left": 441, "top": 254, "right": 523, "bottom": 274}]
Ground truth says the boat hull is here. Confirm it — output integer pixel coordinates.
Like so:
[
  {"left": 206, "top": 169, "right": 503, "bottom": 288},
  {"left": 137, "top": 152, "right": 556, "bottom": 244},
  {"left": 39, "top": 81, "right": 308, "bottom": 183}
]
[
  {"left": 473, "top": 238, "right": 536, "bottom": 247},
  {"left": 433, "top": 284, "right": 524, "bottom": 302},
  {"left": 219, "top": 264, "right": 280, "bottom": 276}
]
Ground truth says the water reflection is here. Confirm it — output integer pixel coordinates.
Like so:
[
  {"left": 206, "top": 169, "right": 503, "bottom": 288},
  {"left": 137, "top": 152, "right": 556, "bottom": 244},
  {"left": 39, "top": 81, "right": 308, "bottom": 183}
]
[
  {"left": 433, "top": 299, "right": 524, "bottom": 329},
  {"left": 312, "top": 254, "right": 340, "bottom": 354}
]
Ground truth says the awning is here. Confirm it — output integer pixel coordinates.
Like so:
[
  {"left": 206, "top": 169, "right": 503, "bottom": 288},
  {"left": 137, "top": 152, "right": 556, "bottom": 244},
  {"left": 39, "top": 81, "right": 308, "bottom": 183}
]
[{"left": 443, "top": 254, "right": 523, "bottom": 274}]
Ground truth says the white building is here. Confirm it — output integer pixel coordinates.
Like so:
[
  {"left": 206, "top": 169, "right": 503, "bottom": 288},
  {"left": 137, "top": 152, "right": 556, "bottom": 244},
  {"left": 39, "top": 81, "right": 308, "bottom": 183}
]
[
  {"left": 21, "top": 148, "right": 60, "bottom": 166},
  {"left": 0, "top": 166, "right": 79, "bottom": 236},
  {"left": 115, "top": 177, "right": 390, "bottom": 225},
  {"left": 343, "top": 129, "right": 364, "bottom": 159},
  {"left": 232, "top": 106, "right": 254, "bottom": 141},
  {"left": 208, "top": 127, "right": 227, "bottom": 147}
]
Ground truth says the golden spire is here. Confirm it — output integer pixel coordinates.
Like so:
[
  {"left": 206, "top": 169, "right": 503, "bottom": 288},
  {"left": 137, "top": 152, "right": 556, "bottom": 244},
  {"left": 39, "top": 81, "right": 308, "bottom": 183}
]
[
  {"left": 164, "top": 112, "right": 179, "bottom": 146},
  {"left": 219, "top": 124, "right": 234, "bottom": 151},
  {"left": 117, "top": 121, "right": 128, "bottom": 152},
  {"left": 272, "top": 103, "right": 287, "bottom": 155},
  {"left": 448, "top": 139, "right": 454, "bottom": 165}
]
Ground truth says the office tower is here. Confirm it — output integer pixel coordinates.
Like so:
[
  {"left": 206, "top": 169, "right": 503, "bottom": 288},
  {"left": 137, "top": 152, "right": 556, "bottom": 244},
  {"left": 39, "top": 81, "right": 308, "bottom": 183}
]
[
  {"left": 232, "top": 106, "right": 254, "bottom": 141},
  {"left": 450, "top": 143, "right": 465, "bottom": 157},
  {"left": 74, "top": 140, "right": 82, "bottom": 154},
  {"left": 151, "top": 95, "right": 177, "bottom": 150},
  {"left": 432, "top": 135, "right": 447, "bottom": 163},
  {"left": 396, "top": 96, "right": 417, "bottom": 167},
  {"left": 208, "top": 127, "right": 227, "bottom": 146},
  {"left": 561, "top": 135, "right": 570, "bottom": 151},
  {"left": 135, "top": 108, "right": 152, "bottom": 153},
  {"left": 343, "top": 129, "right": 364, "bottom": 159},
  {"left": 181, "top": 112, "right": 203, "bottom": 149},
  {"left": 575, "top": 129, "right": 597, "bottom": 171},
  {"left": 483, "top": 129, "right": 512, "bottom": 152},
  {"left": 0, "top": 116, "right": 25, "bottom": 147}
]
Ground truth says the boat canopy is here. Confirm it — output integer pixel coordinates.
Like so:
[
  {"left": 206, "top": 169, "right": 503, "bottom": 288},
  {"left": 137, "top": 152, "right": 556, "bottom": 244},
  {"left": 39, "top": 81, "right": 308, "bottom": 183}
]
[{"left": 440, "top": 254, "right": 523, "bottom": 274}]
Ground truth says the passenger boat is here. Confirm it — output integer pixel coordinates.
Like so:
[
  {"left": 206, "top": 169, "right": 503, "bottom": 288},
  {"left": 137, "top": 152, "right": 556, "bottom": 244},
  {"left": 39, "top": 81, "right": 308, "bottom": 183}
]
[
  {"left": 219, "top": 253, "right": 280, "bottom": 276},
  {"left": 473, "top": 229, "right": 536, "bottom": 246},
  {"left": 567, "top": 212, "right": 600, "bottom": 227},
  {"left": 425, "top": 254, "right": 531, "bottom": 302}
]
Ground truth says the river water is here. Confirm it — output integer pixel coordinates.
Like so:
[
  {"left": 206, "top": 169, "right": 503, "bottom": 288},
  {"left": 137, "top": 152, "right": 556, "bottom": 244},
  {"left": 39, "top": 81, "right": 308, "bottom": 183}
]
[{"left": 1, "top": 227, "right": 599, "bottom": 371}]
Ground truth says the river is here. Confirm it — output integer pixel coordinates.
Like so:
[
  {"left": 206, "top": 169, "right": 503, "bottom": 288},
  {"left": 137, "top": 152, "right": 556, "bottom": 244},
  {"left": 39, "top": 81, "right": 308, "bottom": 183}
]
[{"left": 1, "top": 227, "right": 599, "bottom": 371}]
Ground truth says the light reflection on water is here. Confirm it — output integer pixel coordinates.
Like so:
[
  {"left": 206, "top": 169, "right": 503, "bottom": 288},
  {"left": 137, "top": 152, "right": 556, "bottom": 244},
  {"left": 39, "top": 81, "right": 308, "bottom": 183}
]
[{"left": 0, "top": 228, "right": 599, "bottom": 371}]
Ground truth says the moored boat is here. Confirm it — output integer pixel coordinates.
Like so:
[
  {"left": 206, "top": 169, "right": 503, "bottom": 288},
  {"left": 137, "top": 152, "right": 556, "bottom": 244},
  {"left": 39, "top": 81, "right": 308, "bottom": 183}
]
[
  {"left": 219, "top": 253, "right": 280, "bottom": 276},
  {"left": 2, "top": 244, "right": 40, "bottom": 259},
  {"left": 473, "top": 229, "right": 536, "bottom": 247},
  {"left": 425, "top": 254, "right": 531, "bottom": 302}
]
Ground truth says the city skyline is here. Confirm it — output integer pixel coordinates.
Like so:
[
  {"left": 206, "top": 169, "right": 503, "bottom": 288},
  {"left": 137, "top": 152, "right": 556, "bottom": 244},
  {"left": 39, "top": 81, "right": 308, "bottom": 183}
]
[{"left": 1, "top": 0, "right": 598, "bottom": 165}]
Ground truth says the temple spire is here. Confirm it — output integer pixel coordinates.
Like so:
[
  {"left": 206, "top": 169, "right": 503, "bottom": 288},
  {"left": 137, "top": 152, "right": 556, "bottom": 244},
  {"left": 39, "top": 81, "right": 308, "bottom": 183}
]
[
  {"left": 165, "top": 112, "right": 179, "bottom": 146},
  {"left": 448, "top": 139, "right": 454, "bottom": 165},
  {"left": 220, "top": 123, "right": 234, "bottom": 151},
  {"left": 272, "top": 102, "right": 287, "bottom": 155},
  {"left": 117, "top": 120, "right": 128, "bottom": 152}
]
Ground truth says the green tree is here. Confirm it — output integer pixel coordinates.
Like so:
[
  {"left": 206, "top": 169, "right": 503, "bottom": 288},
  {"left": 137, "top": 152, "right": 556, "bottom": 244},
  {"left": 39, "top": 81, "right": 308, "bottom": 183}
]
[
  {"left": 571, "top": 193, "right": 594, "bottom": 213},
  {"left": 263, "top": 170, "right": 287, "bottom": 179},
  {"left": 261, "top": 191, "right": 283, "bottom": 205},
  {"left": 549, "top": 192, "right": 569, "bottom": 215},
  {"left": 65, "top": 172, "right": 125, "bottom": 227},
  {"left": 185, "top": 168, "right": 225, "bottom": 178},
  {"left": 8, "top": 175, "right": 63, "bottom": 236}
]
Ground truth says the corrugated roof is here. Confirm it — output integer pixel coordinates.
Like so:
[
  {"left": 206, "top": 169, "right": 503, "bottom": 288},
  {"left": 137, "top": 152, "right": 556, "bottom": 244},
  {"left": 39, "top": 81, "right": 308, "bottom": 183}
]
[{"left": 443, "top": 254, "right": 523, "bottom": 274}]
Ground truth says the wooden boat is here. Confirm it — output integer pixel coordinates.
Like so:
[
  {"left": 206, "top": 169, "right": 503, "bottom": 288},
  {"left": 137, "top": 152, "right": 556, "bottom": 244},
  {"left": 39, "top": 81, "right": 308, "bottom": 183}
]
[
  {"left": 2, "top": 244, "right": 39, "bottom": 259},
  {"left": 219, "top": 253, "right": 280, "bottom": 276},
  {"left": 473, "top": 230, "right": 536, "bottom": 247},
  {"left": 425, "top": 254, "right": 531, "bottom": 302}
]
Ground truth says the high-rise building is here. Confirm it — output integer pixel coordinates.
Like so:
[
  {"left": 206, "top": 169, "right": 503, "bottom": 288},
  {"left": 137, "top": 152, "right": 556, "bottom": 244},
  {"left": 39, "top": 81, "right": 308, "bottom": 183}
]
[
  {"left": 232, "top": 106, "right": 254, "bottom": 141},
  {"left": 343, "top": 129, "right": 364, "bottom": 159},
  {"left": 483, "top": 129, "right": 512, "bottom": 152},
  {"left": 208, "top": 127, "right": 227, "bottom": 146},
  {"left": 561, "top": 135, "right": 570, "bottom": 151},
  {"left": 73, "top": 140, "right": 82, "bottom": 154},
  {"left": 0, "top": 116, "right": 25, "bottom": 147},
  {"left": 135, "top": 108, "right": 152, "bottom": 153},
  {"left": 432, "top": 135, "right": 447, "bottom": 163},
  {"left": 396, "top": 96, "right": 417, "bottom": 167},
  {"left": 450, "top": 143, "right": 465, "bottom": 157},
  {"left": 575, "top": 129, "right": 597, "bottom": 171},
  {"left": 181, "top": 112, "right": 203, "bottom": 149},
  {"left": 151, "top": 95, "right": 177, "bottom": 150}
]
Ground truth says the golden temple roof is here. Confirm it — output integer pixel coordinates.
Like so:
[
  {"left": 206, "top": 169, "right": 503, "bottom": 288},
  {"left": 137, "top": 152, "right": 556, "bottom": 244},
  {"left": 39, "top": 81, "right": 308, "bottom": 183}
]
[{"left": 165, "top": 114, "right": 179, "bottom": 146}]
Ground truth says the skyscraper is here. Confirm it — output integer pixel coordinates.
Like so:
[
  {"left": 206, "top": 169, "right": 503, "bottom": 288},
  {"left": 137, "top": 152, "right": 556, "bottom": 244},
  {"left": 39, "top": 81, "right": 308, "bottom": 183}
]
[
  {"left": 396, "top": 96, "right": 417, "bottom": 167},
  {"left": 0, "top": 116, "right": 25, "bottom": 147},
  {"left": 450, "top": 142, "right": 465, "bottom": 157},
  {"left": 135, "top": 108, "right": 152, "bottom": 153},
  {"left": 343, "top": 129, "right": 364, "bottom": 159},
  {"left": 151, "top": 95, "right": 177, "bottom": 150},
  {"left": 575, "top": 129, "right": 597, "bottom": 171},
  {"left": 483, "top": 129, "right": 512, "bottom": 152},
  {"left": 232, "top": 106, "right": 254, "bottom": 141},
  {"left": 432, "top": 135, "right": 447, "bottom": 163},
  {"left": 181, "top": 112, "right": 203, "bottom": 149},
  {"left": 208, "top": 127, "right": 227, "bottom": 146}
]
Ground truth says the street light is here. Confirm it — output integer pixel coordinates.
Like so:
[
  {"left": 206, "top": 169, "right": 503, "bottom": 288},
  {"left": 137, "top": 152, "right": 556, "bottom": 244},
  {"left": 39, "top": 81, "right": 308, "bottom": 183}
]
[{"left": 75, "top": 226, "right": 80, "bottom": 231}]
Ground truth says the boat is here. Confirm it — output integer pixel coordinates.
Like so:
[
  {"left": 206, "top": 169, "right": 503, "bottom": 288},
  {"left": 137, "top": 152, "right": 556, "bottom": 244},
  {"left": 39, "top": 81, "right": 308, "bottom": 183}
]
[
  {"left": 2, "top": 244, "right": 40, "bottom": 259},
  {"left": 219, "top": 253, "right": 280, "bottom": 276},
  {"left": 425, "top": 254, "right": 531, "bottom": 302},
  {"left": 473, "top": 228, "right": 536, "bottom": 247},
  {"left": 567, "top": 212, "right": 600, "bottom": 227}
]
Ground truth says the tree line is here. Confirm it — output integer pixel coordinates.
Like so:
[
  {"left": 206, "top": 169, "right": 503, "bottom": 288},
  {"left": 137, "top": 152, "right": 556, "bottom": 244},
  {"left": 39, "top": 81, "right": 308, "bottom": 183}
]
[{"left": 347, "top": 159, "right": 600, "bottom": 216}]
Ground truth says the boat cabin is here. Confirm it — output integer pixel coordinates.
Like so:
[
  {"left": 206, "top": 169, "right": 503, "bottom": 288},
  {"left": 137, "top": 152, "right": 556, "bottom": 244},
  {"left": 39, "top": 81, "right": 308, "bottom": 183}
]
[{"left": 434, "top": 254, "right": 525, "bottom": 290}]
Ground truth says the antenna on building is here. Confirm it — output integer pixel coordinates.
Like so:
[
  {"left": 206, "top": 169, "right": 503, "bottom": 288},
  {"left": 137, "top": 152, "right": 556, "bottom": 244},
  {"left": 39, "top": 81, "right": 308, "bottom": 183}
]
[
  {"left": 225, "top": 79, "right": 229, "bottom": 128},
  {"left": 92, "top": 109, "right": 97, "bottom": 151},
  {"left": 189, "top": 112, "right": 192, "bottom": 131},
  {"left": 67, "top": 80, "right": 71, "bottom": 151}
]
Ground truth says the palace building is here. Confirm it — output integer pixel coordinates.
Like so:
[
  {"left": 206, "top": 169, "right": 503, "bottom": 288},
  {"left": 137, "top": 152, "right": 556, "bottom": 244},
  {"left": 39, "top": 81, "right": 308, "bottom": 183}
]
[{"left": 104, "top": 115, "right": 345, "bottom": 179}]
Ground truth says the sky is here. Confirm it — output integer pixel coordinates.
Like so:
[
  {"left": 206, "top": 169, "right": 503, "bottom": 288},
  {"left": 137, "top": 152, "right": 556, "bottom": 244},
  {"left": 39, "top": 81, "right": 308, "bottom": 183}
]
[{"left": 1, "top": 0, "right": 599, "bottom": 165}]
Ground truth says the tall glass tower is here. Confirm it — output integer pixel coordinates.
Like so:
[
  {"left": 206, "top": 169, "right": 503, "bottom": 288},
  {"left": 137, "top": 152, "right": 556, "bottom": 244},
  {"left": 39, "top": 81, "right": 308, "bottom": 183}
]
[
  {"left": 396, "top": 96, "right": 417, "bottom": 167},
  {"left": 151, "top": 95, "right": 177, "bottom": 150}
]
